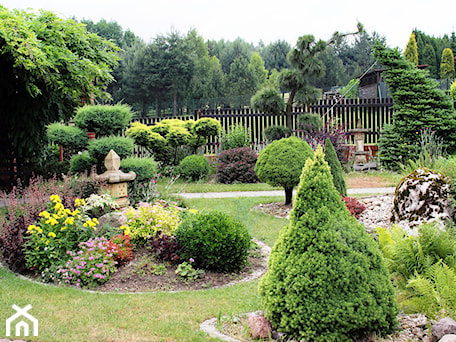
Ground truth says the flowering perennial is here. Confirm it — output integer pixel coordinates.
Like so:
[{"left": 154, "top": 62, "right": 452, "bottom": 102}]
[
  {"left": 56, "top": 237, "right": 117, "bottom": 288},
  {"left": 24, "top": 194, "right": 99, "bottom": 272}
]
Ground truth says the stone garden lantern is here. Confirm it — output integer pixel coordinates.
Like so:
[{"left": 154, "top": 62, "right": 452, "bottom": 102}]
[
  {"left": 95, "top": 150, "right": 136, "bottom": 207},
  {"left": 349, "top": 118, "right": 376, "bottom": 170}
]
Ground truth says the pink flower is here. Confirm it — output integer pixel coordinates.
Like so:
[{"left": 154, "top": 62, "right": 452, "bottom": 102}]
[{"left": 189, "top": 258, "right": 194, "bottom": 263}]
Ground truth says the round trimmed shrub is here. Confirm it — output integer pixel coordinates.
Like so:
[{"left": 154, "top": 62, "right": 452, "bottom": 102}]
[
  {"left": 177, "top": 155, "right": 210, "bottom": 181},
  {"left": 216, "top": 147, "right": 258, "bottom": 184},
  {"left": 255, "top": 136, "right": 313, "bottom": 205},
  {"left": 88, "top": 136, "right": 134, "bottom": 172},
  {"left": 120, "top": 157, "right": 157, "bottom": 183},
  {"left": 70, "top": 151, "right": 96, "bottom": 175},
  {"left": 47, "top": 123, "right": 88, "bottom": 154},
  {"left": 74, "top": 104, "right": 133, "bottom": 137},
  {"left": 176, "top": 210, "right": 252, "bottom": 273}
]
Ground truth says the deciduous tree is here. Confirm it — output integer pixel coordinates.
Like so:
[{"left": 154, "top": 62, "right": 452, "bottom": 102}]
[{"left": 0, "top": 6, "right": 119, "bottom": 160}]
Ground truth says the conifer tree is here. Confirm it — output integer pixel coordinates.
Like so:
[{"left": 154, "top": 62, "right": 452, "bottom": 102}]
[
  {"left": 373, "top": 42, "right": 456, "bottom": 169},
  {"left": 259, "top": 146, "right": 397, "bottom": 341},
  {"left": 440, "top": 48, "right": 455, "bottom": 79},
  {"left": 324, "top": 137, "right": 346, "bottom": 196},
  {"left": 404, "top": 32, "right": 419, "bottom": 65}
]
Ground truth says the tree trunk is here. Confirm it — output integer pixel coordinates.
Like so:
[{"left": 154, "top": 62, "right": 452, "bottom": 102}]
[
  {"left": 285, "top": 90, "right": 297, "bottom": 131},
  {"left": 155, "top": 91, "right": 159, "bottom": 117},
  {"left": 284, "top": 186, "right": 293, "bottom": 205},
  {"left": 173, "top": 89, "right": 177, "bottom": 117}
]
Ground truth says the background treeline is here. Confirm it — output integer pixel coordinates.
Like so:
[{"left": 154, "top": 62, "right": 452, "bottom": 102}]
[{"left": 81, "top": 19, "right": 456, "bottom": 117}]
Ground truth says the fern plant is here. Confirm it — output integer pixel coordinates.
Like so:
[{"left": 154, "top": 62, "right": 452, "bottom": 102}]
[
  {"left": 404, "top": 261, "right": 456, "bottom": 319},
  {"left": 377, "top": 223, "right": 456, "bottom": 289}
]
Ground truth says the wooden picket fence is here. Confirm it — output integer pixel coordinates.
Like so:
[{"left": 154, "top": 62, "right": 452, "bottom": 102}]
[{"left": 130, "top": 98, "right": 395, "bottom": 155}]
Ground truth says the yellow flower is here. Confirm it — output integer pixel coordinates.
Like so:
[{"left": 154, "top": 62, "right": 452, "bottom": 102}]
[
  {"left": 71, "top": 209, "right": 80, "bottom": 216},
  {"left": 50, "top": 194, "right": 61, "bottom": 203},
  {"left": 83, "top": 220, "right": 96, "bottom": 229},
  {"left": 45, "top": 240, "right": 50, "bottom": 245},
  {"left": 52, "top": 213, "right": 60, "bottom": 219},
  {"left": 45, "top": 218, "right": 59, "bottom": 226},
  {"left": 54, "top": 202, "right": 64, "bottom": 212},
  {"left": 48, "top": 232, "right": 56, "bottom": 238},
  {"left": 27, "top": 224, "right": 37, "bottom": 231},
  {"left": 39, "top": 211, "right": 51, "bottom": 219},
  {"left": 61, "top": 227, "right": 67, "bottom": 231},
  {"left": 74, "top": 198, "right": 86, "bottom": 207},
  {"left": 36, "top": 227, "right": 43, "bottom": 234},
  {"left": 188, "top": 209, "right": 198, "bottom": 214},
  {"left": 92, "top": 218, "right": 99, "bottom": 225},
  {"left": 64, "top": 217, "right": 75, "bottom": 225}
]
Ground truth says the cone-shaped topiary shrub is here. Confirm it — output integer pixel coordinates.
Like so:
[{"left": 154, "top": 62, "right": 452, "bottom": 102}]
[
  {"left": 258, "top": 145, "right": 397, "bottom": 341},
  {"left": 324, "top": 137, "right": 346, "bottom": 196}
]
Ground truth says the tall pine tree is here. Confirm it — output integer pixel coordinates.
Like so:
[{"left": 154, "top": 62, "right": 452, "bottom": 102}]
[
  {"left": 374, "top": 42, "right": 456, "bottom": 169},
  {"left": 440, "top": 47, "right": 455, "bottom": 79},
  {"left": 404, "top": 32, "right": 419, "bottom": 65}
]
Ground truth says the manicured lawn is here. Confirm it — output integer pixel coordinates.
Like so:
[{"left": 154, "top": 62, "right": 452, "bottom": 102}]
[{"left": 159, "top": 170, "right": 402, "bottom": 194}]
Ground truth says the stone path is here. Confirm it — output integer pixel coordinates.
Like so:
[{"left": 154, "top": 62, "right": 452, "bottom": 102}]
[{"left": 179, "top": 187, "right": 395, "bottom": 199}]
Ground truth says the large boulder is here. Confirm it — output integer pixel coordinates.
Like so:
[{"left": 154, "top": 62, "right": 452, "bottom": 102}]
[
  {"left": 431, "top": 317, "right": 456, "bottom": 342},
  {"left": 392, "top": 167, "right": 453, "bottom": 228}
]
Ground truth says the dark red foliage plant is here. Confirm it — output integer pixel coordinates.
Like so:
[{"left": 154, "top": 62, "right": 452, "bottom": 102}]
[
  {"left": 216, "top": 147, "right": 259, "bottom": 184},
  {"left": 342, "top": 197, "right": 366, "bottom": 219},
  {"left": 146, "top": 232, "right": 182, "bottom": 262}
]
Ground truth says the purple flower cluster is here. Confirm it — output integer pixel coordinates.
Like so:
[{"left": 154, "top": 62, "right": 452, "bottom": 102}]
[{"left": 56, "top": 237, "right": 117, "bottom": 288}]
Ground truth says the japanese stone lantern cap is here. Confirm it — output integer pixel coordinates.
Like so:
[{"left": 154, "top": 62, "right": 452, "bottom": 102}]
[{"left": 95, "top": 149, "right": 136, "bottom": 183}]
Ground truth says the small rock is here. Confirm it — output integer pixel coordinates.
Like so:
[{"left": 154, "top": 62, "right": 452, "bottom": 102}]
[
  {"left": 98, "top": 211, "right": 127, "bottom": 228},
  {"left": 432, "top": 317, "right": 456, "bottom": 342},
  {"left": 439, "top": 334, "right": 456, "bottom": 342},
  {"left": 248, "top": 314, "right": 272, "bottom": 339}
]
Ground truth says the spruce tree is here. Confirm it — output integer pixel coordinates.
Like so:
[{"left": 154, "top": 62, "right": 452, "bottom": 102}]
[
  {"left": 404, "top": 32, "right": 419, "bottom": 65},
  {"left": 440, "top": 48, "right": 455, "bottom": 79},
  {"left": 324, "top": 137, "right": 346, "bottom": 196},
  {"left": 259, "top": 146, "right": 397, "bottom": 341},
  {"left": 373, "top": 42, "right": 456, "bottom": 169}
]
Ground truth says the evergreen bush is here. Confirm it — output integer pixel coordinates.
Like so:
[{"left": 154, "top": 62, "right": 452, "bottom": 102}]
[
  {"left": 70, "top": 151, "right": 96, "bottom": 175},
  {"left": 324, "top": 137, "right": 347, "bottom": 196},
  {"left": 255, "top": 136, "right": 313, "bottom": 205},
  {"left": 176, "top": 155, "right": 210, "bottom": 181},
  {"left": 263, "top": 125, "right": 291, "bottom": 142},
  {"left": 216, "top": 147, "right": 258, "bottom": 184},
  {"left": 220, "top": 124, "right": 251, "bottom": 151},
  {"left": 74, "top": 104, "right": 133, "bottom": 137},
  {"left": 259, "top": 146, "right": 397, "bottom": 341},
  {"left": 47, "top": 123, "right": 88, "bottom": 156},
  {"left": 175, "top": 210, "right": 251, "bottom": 273},
  {"left": 87, "top": 136, "right": 134, "bottom": 172},
  {"left": 120, "top": 156, "right": 157, "bottom": 183}
]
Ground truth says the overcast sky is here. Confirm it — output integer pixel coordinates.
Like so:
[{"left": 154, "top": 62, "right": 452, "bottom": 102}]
[{"left": 1, "top": 0, "right": 455, "bottom": 50}]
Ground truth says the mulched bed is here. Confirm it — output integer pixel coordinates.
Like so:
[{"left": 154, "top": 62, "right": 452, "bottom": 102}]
[{"left": 94, "top": 242, "right": 268, "bottom": 293}]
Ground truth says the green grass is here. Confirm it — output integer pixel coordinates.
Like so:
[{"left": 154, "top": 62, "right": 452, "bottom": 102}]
[{"left": 159, "top": 170, "right": 402, "bottom": 195}]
